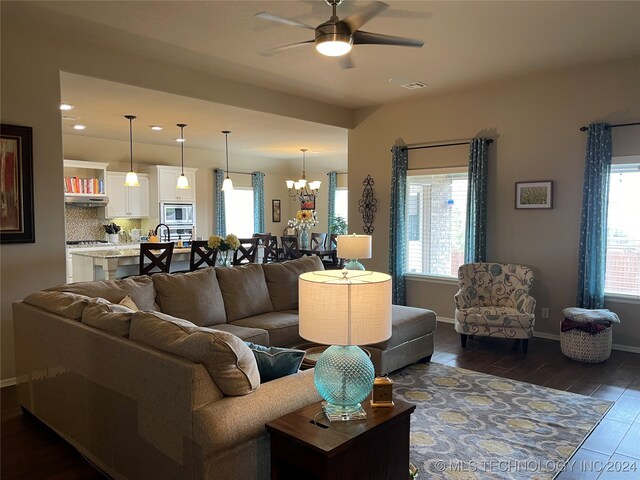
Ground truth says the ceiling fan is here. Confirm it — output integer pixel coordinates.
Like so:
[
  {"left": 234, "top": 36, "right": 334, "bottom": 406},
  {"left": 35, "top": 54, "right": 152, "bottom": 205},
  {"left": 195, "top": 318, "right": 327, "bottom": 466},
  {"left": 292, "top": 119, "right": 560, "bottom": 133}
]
[{"left": 256, "top": 0, "right": 424, "bottom": 69}]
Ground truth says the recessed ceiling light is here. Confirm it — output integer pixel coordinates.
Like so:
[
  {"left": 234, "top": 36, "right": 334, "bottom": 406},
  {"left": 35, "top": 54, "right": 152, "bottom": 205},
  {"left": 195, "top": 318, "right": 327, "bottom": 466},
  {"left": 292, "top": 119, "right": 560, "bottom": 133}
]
[
  {"left": 60, "top": 103, "right": 75, "bottom": 111},
  {"left": 61, "top": 115, "right": 80, "bottom": 121},
  {"left": 150, "top": 125, "right": 163, "bottom": 131},
  {"left": 175, "top": 138, "right": 185, "bottom": 143},
  {"left": 73, "top": 124, "right": 86, "bottom": 130}
]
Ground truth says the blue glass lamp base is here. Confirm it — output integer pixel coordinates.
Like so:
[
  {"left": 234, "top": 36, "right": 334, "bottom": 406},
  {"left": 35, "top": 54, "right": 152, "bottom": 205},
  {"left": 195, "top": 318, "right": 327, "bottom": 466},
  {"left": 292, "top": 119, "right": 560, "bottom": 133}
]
[
  {"left": 314, "top": 345, "right": 375, "bottom": 422},
  {"left": 344, "top": 259, "right": 365, "bottom": 270}
]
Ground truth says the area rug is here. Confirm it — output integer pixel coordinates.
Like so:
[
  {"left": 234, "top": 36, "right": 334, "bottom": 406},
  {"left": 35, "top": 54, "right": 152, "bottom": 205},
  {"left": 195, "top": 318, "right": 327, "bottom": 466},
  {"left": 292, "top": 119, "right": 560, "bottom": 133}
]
[{"left": 392, "top": 363, "right": 612, "bottom": 480}]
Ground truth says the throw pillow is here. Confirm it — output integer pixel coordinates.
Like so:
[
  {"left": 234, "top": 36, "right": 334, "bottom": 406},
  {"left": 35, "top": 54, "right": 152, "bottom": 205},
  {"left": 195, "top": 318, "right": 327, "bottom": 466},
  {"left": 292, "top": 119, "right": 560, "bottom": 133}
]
[
  {"left": 119, "top": 295, "right": 139, "bottom": 312},
  {"left": 130, "top": 311, "right": 260, "bottom": 396},
  {"left": 152, "top": 267, "right": 227, "bottom": 326},
  {"left": 82, "top": 301, "right": 135, "bottom": 337},
  {"left": 245, "top": 342, "right": 305, "bottom": 382}
]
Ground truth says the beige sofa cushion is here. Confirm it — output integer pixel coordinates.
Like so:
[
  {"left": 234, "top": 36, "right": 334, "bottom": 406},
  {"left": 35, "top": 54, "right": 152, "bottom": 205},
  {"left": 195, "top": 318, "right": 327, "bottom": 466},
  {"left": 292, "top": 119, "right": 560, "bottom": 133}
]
[
  {"left": 130, "top": 311, "right": 259, "bottom": 396},
  {"left": 23, "top": 290, "right": 99, "bottom": 320},
  {"left": 49, "top": 276, "right": 158, "bottom": 311},
  {"left": 262, "top": 256, "right": 324, "bottom": 311},
  {"left": 231, "top": 311, "right": 302, "bottom": 347},
  {"left": 369, "top": 305, "right": 437, "bottom": 349},
  {"left": 152, "top": 268, "right": 227, "bottom": 327},
  {"left": 210, "top": 323, "right": 270, "bottom": 345},
  {"left": 215, "top": 264, "right": 273, "bottom": 321},
  {"left": 82, "top": 302, "right": 135, "bottom": 337}
]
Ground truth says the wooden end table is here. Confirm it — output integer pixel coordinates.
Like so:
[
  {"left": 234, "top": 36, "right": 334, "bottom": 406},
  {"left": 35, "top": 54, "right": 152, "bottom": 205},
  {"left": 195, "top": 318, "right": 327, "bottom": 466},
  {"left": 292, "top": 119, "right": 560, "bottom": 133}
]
[{"left": 266, "top": 399, "right": 415, "bottom": 480}]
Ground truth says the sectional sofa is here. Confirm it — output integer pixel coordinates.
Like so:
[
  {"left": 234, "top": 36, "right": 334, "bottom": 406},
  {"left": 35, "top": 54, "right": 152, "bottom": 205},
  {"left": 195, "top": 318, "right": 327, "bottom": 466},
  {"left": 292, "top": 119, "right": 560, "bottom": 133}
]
[{"left": 13, "top": 255, "right": 436, "bottom": 479}]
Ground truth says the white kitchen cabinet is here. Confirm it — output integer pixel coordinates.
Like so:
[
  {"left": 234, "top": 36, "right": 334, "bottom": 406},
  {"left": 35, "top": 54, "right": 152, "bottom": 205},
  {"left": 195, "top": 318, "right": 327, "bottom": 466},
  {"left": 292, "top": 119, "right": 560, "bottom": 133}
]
[
  {"left": 156, "top": 166, "right": 196, "bottom": 202},
  {"left": 105, "top": 172, "right": 149, "bottom": 218}
]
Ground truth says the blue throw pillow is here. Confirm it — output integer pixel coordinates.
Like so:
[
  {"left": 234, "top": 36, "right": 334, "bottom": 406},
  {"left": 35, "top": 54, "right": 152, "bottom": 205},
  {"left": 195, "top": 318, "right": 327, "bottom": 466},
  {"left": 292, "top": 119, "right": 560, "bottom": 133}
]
[{"left": 245, "top": 342, "right": 305, "bottom": 382}]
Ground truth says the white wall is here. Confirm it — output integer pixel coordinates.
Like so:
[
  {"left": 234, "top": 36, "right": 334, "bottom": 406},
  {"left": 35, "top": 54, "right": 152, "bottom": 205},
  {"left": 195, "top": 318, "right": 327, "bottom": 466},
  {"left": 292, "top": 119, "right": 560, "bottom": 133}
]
[{"left": 348, "top": 57, "right": 640, "bottom": 349}]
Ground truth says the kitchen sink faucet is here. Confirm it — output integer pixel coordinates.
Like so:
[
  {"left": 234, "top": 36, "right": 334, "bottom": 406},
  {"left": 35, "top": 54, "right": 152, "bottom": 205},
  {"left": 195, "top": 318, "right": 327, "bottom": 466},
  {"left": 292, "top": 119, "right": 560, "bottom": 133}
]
[{"left": 154, "top": 223, "right": 171, "bottom": 242}]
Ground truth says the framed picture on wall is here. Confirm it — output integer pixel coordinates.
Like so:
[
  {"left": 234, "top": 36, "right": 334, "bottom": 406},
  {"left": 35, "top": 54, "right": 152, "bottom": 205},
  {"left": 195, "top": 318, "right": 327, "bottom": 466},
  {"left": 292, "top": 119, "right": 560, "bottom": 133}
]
[
  {"left": 1, "top": 124, "right": 35, "bottom": 243},
  {"left": 515, "top": 181, "right": 553, "bottom": 209},
  {"left": 301, "top": 196, "right": 315, "bottom": 210},
  {"left": 272, "top": 199, "right": 281, "bottom": 223}
]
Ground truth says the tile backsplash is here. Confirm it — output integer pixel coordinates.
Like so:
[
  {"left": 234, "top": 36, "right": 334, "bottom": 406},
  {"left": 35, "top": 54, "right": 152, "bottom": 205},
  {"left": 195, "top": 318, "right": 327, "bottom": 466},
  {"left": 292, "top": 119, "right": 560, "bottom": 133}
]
[{"left": 65, "top": 206, "right": 142, "bottom": 241}]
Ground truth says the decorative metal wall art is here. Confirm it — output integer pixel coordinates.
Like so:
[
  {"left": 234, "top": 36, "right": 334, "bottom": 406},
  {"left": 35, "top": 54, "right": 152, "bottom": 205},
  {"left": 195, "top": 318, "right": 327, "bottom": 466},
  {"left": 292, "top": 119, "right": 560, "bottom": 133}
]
[{"left": 358, "top": 175, "right": 377, "bottom": 234}]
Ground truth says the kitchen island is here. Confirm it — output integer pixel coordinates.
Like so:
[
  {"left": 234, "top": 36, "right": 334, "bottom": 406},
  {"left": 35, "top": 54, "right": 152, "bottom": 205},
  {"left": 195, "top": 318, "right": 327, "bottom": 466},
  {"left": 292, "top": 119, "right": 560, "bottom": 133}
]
[{"left": 71, "top": 247, "right": 192, "bottom": 281}]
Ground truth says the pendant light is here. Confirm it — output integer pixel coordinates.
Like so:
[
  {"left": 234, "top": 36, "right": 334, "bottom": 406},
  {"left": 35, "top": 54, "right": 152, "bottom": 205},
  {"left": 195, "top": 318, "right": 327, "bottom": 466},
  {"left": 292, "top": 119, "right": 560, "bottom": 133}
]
[
  {"left": 221, "top": 130, "right": 234, "bottom": 191},
  {"left": 123, "top": 115, "right": 139, "bottom": 186},
  {"left": 176, "top": 123, "right": 189, "bottom": 189}
]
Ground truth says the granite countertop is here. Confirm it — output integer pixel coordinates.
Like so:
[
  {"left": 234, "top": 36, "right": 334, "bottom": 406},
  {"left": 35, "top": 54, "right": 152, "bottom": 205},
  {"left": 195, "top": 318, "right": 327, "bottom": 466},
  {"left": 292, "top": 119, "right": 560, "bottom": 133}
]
[{"left": 71, "top": 247, "right": 192, "bottom": 258}]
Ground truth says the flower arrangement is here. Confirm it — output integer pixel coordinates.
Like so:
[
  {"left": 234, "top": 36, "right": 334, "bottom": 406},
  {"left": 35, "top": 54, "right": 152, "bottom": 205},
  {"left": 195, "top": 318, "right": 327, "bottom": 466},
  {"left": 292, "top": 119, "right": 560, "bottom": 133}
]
[
  {"left": 288, "top": 210, "right": 318, "bottom": 229},
  {"left": 208, "top": 233, "right": 240, "bottom": 251}
]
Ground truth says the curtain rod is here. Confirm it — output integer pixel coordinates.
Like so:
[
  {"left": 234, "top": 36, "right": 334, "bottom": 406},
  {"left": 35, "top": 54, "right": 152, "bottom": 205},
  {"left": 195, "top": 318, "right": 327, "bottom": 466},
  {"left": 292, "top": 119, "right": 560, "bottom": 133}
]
[
  {"left": 579, "top": 122, "right": 640, "bottom": 132},
  {"left": 391, "top": 138, "right": 493, "bottom": 152},
  {"left": 227, "top": 170, "right": 254, "bottom": 176}
]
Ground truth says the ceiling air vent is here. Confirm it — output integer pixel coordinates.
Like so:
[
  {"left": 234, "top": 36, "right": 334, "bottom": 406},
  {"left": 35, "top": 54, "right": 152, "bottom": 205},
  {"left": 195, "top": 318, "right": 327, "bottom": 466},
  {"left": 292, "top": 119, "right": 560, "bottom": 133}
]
[{"left": 400, "top": 81, "right": 429, "bottom": 90}]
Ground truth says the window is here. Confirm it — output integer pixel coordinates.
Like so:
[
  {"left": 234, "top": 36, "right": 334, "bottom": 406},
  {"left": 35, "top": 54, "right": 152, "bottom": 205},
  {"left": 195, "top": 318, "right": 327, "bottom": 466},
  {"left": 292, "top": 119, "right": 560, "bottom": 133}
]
[
  {"left": 335, "top": 188, "right": 348, "bottom": 224},
  {"left": 605, "top": 163, "right": 640, "bottom": 297},
  {"left": 406, "top": 168, "right": 468, "bottom": 277},
  {"left": 225, "top": 187, "right": 254, "bottom": 238}
]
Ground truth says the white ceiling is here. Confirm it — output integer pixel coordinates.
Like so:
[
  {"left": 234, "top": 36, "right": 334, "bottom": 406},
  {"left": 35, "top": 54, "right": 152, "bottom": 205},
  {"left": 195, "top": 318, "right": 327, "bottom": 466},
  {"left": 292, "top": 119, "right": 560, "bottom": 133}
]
[{"left": 16, "top": 1, "right": 640, "bottom": 165}]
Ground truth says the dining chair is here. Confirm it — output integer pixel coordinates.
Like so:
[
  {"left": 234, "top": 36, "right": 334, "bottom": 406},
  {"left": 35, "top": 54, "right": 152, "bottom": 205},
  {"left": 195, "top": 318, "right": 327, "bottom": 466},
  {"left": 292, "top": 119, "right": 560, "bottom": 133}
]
[
  {"left": 233, "top": 237, "right": 259, "bottom": 265},
  {"left": 322, "top": 234, "right": 343, "bottom": 269},
  {"left": 281, "top": 235, "right": 300, "bottom": 260},
  {"left": 262, "top": 235, "right": 280, "bottom": 263},
  {"left": 310, "top": 232, "right": 327, "bottom": 250},
  {"left": 189, "top": 240, "right": 217, "bottom": 271},
  {"left": 282, "top": 226, "right": 298, "bottom": 237},
  {"left": 139, "top": 242, "right": 174, "bottom": 275}
]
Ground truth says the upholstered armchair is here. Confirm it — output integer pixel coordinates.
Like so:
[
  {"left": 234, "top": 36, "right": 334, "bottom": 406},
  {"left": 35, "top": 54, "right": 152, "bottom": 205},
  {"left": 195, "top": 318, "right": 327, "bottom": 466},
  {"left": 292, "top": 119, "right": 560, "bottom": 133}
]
[{"left": 454, "top": 263, "right": 536, "bottom": 353}]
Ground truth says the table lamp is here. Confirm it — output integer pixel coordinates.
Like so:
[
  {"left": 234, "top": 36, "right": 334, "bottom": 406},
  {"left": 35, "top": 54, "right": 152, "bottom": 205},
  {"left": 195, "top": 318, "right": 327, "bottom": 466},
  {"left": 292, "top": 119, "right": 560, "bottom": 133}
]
[
  {"left": 299, "top": 270, "right": 392, "bottom": 421},
  {"left": 337, "top": 234, "right": 372, "bottom": 270}
]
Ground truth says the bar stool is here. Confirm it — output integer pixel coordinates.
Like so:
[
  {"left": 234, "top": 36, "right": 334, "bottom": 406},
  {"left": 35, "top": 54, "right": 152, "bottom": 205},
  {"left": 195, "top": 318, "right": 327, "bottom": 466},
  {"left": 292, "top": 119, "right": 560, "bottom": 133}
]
[
  {"left": 139, "top": 242, "right": 174, "bottom": 275},
  {"left": 190, "top": 240, "right": 217, "bottom": 271}
]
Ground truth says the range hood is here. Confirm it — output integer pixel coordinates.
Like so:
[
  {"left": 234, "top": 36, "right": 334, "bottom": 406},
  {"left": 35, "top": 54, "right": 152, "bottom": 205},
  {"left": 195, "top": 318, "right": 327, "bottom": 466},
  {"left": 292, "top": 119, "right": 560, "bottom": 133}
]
[{"left": 64, "top": 195, "right": 110, "bottom": 207}]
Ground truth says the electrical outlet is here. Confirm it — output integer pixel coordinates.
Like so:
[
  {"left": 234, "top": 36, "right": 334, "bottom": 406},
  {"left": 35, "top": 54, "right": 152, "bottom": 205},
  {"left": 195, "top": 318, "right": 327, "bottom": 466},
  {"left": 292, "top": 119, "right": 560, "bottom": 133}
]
[{"left": 541, "top": 308, "right": 550, "bottom": 319}]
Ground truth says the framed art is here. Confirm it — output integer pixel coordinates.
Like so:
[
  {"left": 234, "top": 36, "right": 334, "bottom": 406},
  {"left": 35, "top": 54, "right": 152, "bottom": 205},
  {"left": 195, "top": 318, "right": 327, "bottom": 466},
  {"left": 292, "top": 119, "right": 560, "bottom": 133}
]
[
  {"left": 301, "top": 196, "right": 315, "bottom": 210},
  {"left": 1, "top": 124, "right": 34, "bottom": 243},
  {"left": 515, "top": 181, "right": 553, "bottom": 209},
  {"left": 272, "top": 199, "right": 281, "bottom": 223}
]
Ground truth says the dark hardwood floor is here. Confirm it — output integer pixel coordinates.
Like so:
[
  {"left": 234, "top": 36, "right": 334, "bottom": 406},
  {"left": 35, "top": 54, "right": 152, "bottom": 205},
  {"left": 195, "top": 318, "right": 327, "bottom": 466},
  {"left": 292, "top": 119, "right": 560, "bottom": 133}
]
[{"left": 2, "top": 321, "right": 639, "bottom": 479}]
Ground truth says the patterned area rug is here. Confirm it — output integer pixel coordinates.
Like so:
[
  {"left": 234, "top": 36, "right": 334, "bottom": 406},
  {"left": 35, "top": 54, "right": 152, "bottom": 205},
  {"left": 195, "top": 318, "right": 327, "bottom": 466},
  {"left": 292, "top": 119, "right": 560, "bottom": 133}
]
[{"left": 392, "top": 363, "right": 612, "bottom": 480}]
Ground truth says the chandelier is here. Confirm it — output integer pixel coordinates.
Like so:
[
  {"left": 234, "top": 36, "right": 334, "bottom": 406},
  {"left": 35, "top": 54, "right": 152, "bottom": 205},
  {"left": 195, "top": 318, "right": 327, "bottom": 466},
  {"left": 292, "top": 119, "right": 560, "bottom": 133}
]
[{"left": 286, "top": 149, "right": 321, "bottom": 202}]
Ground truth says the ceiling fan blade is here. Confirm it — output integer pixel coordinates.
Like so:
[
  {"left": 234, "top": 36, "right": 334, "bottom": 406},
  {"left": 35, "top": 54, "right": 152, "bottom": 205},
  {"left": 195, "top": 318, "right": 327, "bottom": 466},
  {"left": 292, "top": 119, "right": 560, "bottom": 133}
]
[
  {"left": 255, "top": 12, "right": 315, "bottom": 30},
  {"left": 343, "top": 1, "right": 389, "bottom": 31},
  {"left": 337, "top": 54, "right": 354, "bottom": 70},
  {"left": 353, "top": 30, "right": 424, "bottom": 48},
  {"left": 260, "top": 40, "right": 315, "bottom": 57}
]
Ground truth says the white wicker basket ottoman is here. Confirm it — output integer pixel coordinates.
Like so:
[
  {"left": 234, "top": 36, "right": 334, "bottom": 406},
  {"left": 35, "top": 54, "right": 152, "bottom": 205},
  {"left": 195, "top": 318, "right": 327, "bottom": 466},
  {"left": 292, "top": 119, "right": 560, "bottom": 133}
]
[{"left": 560, "top": 308, "right": 620, "bottom": 363}]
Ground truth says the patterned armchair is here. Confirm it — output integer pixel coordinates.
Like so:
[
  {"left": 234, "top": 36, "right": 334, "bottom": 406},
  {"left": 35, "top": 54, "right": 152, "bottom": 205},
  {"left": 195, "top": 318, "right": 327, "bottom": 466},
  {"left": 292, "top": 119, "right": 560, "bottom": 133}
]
[{"left": 454, "top": 263, "right": 536, "bottom": 353}]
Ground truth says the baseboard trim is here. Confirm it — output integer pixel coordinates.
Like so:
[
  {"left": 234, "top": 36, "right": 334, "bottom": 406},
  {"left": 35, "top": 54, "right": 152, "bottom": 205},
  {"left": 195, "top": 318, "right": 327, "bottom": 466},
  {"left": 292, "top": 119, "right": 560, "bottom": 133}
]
[
  {"left": 436, "top": 320, "right": 640, "bottom": 354},
  {"left": 437, "top": 316, "right": 455, "bottom": 325},
  {"left": 1, "top": 377, "right": 16, "bottom": 388}
]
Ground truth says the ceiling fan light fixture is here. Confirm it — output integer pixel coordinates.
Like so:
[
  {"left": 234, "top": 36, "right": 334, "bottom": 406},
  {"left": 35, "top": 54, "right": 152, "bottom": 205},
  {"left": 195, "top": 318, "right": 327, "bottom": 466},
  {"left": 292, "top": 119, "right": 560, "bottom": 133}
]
[{"left": 315, "top": 37, "right": 352, "bottom": 57}]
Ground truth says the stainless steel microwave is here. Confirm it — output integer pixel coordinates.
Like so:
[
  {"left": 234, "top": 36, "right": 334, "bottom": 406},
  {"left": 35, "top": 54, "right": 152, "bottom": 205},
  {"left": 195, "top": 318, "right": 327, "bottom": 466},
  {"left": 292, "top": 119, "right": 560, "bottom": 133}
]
[{"left": 161, "top": 202, "right": 195, "bottom": 225}]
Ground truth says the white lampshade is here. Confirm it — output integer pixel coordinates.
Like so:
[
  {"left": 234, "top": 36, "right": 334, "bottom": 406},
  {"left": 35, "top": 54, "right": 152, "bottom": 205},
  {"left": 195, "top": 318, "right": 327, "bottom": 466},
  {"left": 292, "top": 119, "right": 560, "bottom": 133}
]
[
  {"left": 222, "top": 177, "right": 234, "bottom": 191},
  {"left": 176, "top": 174, "right": 190, "bottom": 189},
  {"left": 286, "top": 180, "right": 295, "bottom": 189},
  {"left": 337, "top": 234, "right": 372, "bottom": 260},
  {"left": 124, "top": 170, "right": 139, "bottom": 187},
  {"left": 298, "top": 178, "right": 307, "bottom": 188},
  {"left": 309, "top": 180, "right": 321, "bottom": 190},
  {"left": 299, "top": 270, "right": 392, "bottom": 346}
]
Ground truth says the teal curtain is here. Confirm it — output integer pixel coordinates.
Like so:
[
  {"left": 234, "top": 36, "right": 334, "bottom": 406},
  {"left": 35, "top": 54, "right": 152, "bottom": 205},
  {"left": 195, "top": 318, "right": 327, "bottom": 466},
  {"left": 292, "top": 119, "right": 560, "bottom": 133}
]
[
  {"left": 577, "top": 123, "right": 612, "bottom": 309},
  {"left": 389, "top": 146, "right": 408, "bottom": 305},
  {"left": 214, "top": 169, "right": 226, "bottom": 236},
  {"left": 464, "top": 138, "right": 489, "bottom": 263},
  {"left": 252, "top": 172, "right": 265, "bottom": 233},
  {"left": 327, "top": 171, "right": 337, "bottom": 232}
]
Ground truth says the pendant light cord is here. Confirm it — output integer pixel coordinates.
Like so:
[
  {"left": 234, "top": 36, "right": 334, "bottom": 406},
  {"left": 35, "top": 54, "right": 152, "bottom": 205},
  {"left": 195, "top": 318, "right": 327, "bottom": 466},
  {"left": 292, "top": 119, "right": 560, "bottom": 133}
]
[
  {"left": 125, "top": 115, "right": 136, "bottom": 171},
  {"left": 179, "top": 124, "right": 185, "bottom": 175},
  {"left": 223, "top": 131, "right": 231, "bottom": 179}
]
